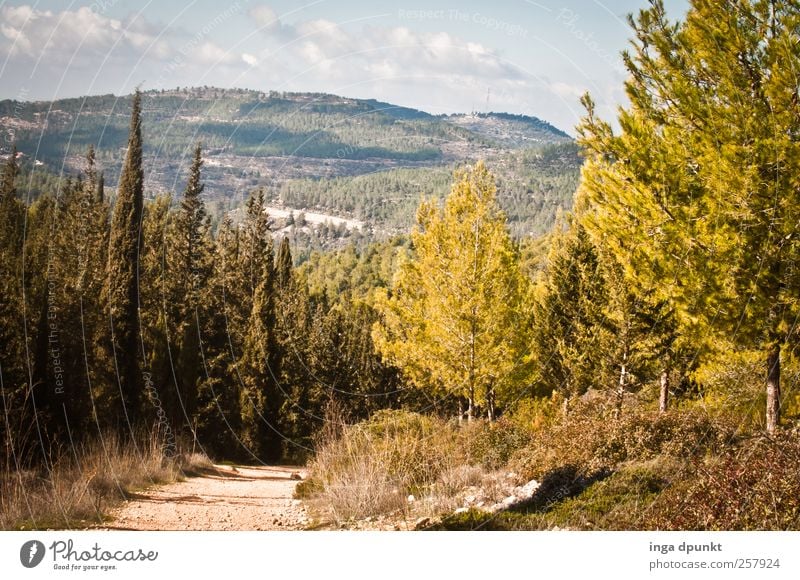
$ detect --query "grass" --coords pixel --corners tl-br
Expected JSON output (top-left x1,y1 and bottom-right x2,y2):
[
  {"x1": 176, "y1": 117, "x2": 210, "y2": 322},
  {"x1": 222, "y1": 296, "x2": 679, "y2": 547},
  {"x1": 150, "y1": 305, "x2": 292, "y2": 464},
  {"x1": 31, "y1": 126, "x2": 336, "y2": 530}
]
[
  {"x1": 300, "y1": 410, "x2": 531, "y2": 526},
  {"x1": 0, "y1": 432, "x2": 212, "y2": 530},
  {"x1": 430, "y1": 460, "x2": 678, "y2": 530},
  {"x1": 301, "y1": 400, "x2": 791, "y2": 530}
]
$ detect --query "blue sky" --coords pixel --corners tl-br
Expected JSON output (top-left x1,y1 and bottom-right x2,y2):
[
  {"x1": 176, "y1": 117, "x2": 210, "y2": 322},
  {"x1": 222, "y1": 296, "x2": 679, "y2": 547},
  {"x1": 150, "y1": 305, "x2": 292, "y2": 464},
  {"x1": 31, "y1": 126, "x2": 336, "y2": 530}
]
[{"x1": 0, "y1": 0, "x2": 688, "y2": 133}]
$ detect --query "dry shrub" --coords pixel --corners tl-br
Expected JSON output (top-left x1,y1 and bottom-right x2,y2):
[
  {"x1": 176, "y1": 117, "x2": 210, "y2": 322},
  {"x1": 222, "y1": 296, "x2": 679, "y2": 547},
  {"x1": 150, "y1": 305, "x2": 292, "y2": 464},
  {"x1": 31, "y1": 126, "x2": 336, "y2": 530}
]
[
  {"x1": 508, "y1": 400, "x2": 737, "y2": 481},
  {"x1": 642, "y1": 432, "x2": 800, "y2": 530},
  {"x1": 0, "y1": 431, "x2": 210, "y2": 530},
  {"x1": 306, "y1": 410, "x2": 458, "y2": 522},
  {"x1": 304, "y1": 410, "x2": 527, "y2": 523}
]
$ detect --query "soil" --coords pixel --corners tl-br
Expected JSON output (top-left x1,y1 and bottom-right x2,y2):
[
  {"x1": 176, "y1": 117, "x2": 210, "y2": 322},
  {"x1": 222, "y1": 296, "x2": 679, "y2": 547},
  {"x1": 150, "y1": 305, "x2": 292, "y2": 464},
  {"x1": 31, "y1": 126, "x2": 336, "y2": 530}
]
[{"x1": 100, "y1": 465, "x2": 309, "y2": 531}]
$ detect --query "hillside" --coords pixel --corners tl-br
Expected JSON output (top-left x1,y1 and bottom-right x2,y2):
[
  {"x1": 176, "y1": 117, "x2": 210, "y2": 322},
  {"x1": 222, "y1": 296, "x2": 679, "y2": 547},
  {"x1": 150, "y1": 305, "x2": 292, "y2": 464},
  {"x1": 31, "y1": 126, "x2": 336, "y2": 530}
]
[{"x1": 1, "y1": 87, "x2": 579, "y2": 238}]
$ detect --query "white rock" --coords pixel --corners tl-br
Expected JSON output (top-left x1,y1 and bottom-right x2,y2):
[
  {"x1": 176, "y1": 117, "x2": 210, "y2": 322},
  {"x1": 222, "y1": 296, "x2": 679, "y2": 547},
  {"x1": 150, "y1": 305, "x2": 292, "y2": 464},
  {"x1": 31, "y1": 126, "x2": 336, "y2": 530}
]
[
  {"x1": 407, "y1": 494, "x2": 415, "y2": 503},
  {"x1": 454, "y1": 507, "x2": 470, "y2": 514}
]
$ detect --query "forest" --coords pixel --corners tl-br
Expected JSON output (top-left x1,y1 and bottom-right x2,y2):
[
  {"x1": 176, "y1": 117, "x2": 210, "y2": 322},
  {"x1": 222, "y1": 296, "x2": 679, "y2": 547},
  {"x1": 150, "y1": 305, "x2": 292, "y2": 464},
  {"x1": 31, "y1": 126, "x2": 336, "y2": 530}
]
[{"x1": 2, "y1": 0, "x2": 800, "y2": 531}]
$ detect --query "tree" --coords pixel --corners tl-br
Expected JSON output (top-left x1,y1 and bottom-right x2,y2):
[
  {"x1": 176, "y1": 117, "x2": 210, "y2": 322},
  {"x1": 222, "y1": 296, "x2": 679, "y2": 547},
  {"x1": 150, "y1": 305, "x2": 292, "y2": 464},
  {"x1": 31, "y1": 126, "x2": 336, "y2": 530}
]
[
  {"x1": 532, "y1": 220, "x2": 611, "y2": 410},
  {"x1": 237, "y1": 190, "x2": 282, "y2": 460},
  {"x1": 577, "y1": 0, "x2": 800, "y2": 432},
  {"x1": 105, "y1": 89, "x2": 145, "y2": 429},
  {"x1": 168, "y1": 143, "x2": 213, "y2": 426},
  {"x1": 373, "y1": 162, "x2": 534, "y2": 420}
]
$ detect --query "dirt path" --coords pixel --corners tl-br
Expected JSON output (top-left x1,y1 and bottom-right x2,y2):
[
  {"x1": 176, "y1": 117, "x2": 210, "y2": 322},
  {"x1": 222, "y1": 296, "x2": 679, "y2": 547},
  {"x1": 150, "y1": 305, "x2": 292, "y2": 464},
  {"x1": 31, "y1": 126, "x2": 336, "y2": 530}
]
[{"x1": 101, "y1": 465, "x2": 309, "y2": 531}]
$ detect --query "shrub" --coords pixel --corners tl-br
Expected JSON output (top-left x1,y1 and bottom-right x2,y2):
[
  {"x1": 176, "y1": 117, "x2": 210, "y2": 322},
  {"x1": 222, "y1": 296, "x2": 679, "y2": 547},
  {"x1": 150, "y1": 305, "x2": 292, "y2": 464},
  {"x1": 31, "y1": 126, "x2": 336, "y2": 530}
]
[
  {"x1": 508, "y1": 400, "x2": 736, "y2": 481},
  {"x1": 642, "y1": 432, "x2": 800, "y2": 530}
]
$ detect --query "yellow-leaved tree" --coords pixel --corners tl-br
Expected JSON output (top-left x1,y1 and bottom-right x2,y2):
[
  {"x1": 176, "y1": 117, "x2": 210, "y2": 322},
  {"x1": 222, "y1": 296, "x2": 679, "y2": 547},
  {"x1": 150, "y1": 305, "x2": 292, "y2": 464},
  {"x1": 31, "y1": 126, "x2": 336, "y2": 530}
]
[{"x1": 373, "y1": 162, "x2": 534, "y2": 420}]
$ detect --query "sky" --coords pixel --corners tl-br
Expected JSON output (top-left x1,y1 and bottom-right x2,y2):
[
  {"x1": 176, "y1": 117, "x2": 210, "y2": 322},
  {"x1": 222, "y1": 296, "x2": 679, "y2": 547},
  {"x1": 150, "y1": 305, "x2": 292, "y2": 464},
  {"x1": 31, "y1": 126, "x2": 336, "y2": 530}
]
[{"x1": 0, "y1": 0, "x2": 688, "y2": 134}]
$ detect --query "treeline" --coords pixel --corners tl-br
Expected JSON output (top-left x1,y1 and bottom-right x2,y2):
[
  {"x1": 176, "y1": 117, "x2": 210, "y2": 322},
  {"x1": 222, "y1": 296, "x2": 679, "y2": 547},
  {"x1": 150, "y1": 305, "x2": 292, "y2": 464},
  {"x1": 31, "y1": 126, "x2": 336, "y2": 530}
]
[
  {"x1": 5, "y1": 91, "x2": 448, "y2": 163},
  {"x1": 272, "y1": 143, "x2": 581, "y2": 238},
  {"x1": 0, "y1": 91, "x2": 405, "y2": 468}
]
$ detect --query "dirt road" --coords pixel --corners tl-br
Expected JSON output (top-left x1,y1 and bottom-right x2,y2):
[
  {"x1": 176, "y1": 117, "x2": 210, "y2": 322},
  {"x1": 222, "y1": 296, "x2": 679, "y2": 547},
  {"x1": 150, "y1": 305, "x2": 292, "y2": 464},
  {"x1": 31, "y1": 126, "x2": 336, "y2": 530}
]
[{"x1": 102, "y1": 465, "x2": 309, "y2": 531}]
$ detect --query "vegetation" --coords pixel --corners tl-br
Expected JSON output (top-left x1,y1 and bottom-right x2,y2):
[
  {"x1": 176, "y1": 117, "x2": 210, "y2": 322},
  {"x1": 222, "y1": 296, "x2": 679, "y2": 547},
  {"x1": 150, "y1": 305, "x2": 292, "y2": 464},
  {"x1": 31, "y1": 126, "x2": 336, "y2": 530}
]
[{"x1": 3, "y1": 0, "x2": 800, "y2": 533}]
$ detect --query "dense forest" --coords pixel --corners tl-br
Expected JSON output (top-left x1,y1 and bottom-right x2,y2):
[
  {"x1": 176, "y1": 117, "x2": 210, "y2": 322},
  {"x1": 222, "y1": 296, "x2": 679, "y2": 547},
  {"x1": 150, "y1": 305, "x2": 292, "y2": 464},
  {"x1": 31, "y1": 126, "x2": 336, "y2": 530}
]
[{"x1": 2, "y1": 0, "x2": 800, "y2": 532}]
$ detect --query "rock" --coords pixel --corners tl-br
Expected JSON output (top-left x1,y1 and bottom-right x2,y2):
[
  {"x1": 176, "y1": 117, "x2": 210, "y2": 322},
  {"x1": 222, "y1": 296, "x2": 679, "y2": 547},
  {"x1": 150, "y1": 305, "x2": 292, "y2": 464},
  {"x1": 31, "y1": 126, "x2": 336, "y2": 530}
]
[
  {"x1": 290, "y1": 472, "x2": 302, "y2": 480},
  {"x1": 516, "y1": 479, "x2": 540, "y2": 498},
  {"x1": 454, "y1": 507, "x2": 470, "y2": 515},
  {"x1": 464, "y1": 495, "x2": 477, "y2": 504},
  {"x1": 407, "y1": 494, "x2": 416, "y2": 503},
  {"x1": 415, "y1": 517, "x2": 431, "y2": 528}
]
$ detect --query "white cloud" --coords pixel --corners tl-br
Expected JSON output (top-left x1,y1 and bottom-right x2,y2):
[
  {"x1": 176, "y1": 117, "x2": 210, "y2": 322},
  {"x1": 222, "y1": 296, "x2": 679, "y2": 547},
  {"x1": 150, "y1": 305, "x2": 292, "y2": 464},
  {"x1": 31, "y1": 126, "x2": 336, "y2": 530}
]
[
  {"x1": 249, "y1": 5, "x2": 281, "y2": 32},
  {"x1": 241, "y1": 52, "x2": 259, "y2": 67},
  {"x1": 245, "y1": 10, "x2": 522, "y2": 86},
  {"x1": 193, "y1": 41, "x2": 236, "y2": 65}
]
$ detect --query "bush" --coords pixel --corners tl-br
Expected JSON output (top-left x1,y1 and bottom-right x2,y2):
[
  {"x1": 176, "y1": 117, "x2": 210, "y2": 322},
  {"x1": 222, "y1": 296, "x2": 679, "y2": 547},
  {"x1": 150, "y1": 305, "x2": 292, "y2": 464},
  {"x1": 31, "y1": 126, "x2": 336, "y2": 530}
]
[
  {"x1": 305, "y1": 410, "x2": 459, "y2": 522},
  {"x1": 642, "y1": 432, "x2": 800, "y2": 530},
  {"x1": 303, "y1": 410, "x2": 530, "y2": 524},
  {"x1": 508, "y1": 400, "x2": 736, "y2": 481}
]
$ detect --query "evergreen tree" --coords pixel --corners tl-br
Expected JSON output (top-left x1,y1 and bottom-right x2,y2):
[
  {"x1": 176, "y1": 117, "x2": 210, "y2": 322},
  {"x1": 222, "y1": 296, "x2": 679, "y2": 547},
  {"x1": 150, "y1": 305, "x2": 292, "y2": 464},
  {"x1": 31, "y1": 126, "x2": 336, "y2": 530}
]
[
  {"x1": 105, "y1": 89, "x2": 145, "y2": 429},
  {"x1": 533, "y1": 221, "x2": 610, "y2": 409},
  {"x1": 577, "y1": 0, "x2": 800, "y2": 432},
  {"x1": 194, "y1": 216, "x2": 242, "y2": 457},
  {"x1": 168, "y1": 143, "x2": 213, "y2": 426},
  {"x1": 373, "y1": 162, "x2": 534, "y2": 420},
  {"x1": 237, "y1": 190, "x2": 282, "y2": 460},
  {"x1": 239, "y1": 248, "x2": 280, "y2": 460}
]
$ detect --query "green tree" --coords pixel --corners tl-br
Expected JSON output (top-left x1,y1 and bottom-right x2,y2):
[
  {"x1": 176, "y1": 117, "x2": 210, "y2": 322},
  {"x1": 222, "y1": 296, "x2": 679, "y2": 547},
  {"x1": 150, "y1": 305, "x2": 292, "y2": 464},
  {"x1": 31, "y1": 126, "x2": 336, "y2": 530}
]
[
  {"x1": 532, "y1": 221, "x2": 611, "y2": 410},
  {"x1": 237, "y1": 190, "x2": 282, "y2": 460},
  {"x1": 168, "y1": 143, "x2": 213, "y2": 426},
  {"x1": 577, "y1": 0, "x2": 800, "y2": 432},
  {"x1": 105, "y1": 89, "x2": 144, "y2": 429},
  {"x1": 373, "y1": 162, "x2": 534, "y2": 420}
]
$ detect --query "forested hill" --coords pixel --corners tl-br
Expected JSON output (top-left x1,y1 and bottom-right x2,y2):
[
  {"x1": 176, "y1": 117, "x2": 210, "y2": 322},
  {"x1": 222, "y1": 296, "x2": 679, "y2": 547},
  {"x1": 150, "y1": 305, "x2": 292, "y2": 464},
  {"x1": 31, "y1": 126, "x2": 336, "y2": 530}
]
[{"x1": 1, "y1": 87, "x2": 578, "y2": 238}]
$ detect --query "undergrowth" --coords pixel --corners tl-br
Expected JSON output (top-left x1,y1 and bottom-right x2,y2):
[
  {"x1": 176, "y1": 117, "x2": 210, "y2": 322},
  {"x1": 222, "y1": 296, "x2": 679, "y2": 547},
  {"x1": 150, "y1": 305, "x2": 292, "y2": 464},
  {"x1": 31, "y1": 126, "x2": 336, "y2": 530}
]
[{"x1": 0, "y1": 432, "x2": 211, "y2": 530}]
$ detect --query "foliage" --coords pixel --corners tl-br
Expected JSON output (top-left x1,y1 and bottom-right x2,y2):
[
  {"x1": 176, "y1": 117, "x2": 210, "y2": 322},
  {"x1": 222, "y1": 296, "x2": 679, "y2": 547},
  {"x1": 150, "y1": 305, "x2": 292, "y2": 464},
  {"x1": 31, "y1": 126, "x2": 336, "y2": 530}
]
[
  {"x1": 643, "y1": 433, "x2": 800, "y2": 530},
  {"x1": 373, "y1": 162, "x2": 535, "y2": 418},
  {"x1": 507, "y1": 400, "x2": 736, "y2": 481},
  {"x1": 577, "y1": 0, "x2": 800, "y2": 430}
]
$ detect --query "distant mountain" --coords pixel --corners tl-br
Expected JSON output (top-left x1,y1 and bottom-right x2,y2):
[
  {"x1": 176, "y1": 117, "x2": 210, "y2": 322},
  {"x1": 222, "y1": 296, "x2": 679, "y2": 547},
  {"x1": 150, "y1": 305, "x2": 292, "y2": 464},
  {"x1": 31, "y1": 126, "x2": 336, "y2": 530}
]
[
  {"x1": 446, "y1": 112, "x2": 572, "y2": 148},
  {"x1": 1, "y1": 87, "x2": 580, "y2": 239}
]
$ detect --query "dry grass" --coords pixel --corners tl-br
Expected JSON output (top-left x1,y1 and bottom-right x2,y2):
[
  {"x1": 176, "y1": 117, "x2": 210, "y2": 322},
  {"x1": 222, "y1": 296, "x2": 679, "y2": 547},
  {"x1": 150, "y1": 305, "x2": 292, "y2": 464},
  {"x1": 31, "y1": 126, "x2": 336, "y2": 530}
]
[
  {"x1": 0, "y1": 431, "x2": 211, "y2": 530},
  {"x1": 302, "y1": 410, "x2": 526, "y2": 525}
]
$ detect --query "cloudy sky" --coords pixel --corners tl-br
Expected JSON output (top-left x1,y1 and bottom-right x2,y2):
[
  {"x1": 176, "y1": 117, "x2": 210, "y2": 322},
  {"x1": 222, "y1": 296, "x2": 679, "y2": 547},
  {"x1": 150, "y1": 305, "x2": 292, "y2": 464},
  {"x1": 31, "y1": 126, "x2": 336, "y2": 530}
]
[{"x1": 0, "y1": 0, "x2": 688, "y2": 134}]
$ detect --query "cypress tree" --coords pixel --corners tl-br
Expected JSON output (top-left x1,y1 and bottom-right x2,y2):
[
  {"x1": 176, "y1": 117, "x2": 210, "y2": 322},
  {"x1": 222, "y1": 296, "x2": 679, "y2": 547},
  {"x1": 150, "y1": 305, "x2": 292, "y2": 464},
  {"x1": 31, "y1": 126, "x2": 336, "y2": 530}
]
[{"x1": 105, "y1": 90, "x2": 144, "y2": 429}]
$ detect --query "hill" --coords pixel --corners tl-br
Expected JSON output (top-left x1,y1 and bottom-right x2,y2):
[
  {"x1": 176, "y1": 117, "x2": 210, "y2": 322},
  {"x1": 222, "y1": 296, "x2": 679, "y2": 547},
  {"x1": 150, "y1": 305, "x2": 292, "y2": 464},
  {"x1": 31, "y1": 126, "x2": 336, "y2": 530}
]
[{"x1": 1, "y1": 87, "x2": 580, "y2": 239}]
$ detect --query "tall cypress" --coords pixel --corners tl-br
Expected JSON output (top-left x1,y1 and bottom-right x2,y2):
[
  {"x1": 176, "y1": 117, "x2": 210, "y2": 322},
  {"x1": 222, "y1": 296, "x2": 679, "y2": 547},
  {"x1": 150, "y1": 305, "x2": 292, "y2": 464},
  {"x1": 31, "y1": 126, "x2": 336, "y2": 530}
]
[
  {"x1": 105, "y1": 90, "x2": 144, "y2": 429},
  {"x1": 172, "y1": 143, "x2": 212, "y2": 423}
]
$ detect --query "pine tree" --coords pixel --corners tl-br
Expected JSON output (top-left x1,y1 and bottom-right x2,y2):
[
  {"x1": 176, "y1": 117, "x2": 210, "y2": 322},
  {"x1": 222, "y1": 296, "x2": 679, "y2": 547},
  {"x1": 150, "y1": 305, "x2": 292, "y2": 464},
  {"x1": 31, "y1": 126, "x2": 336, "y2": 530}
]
[
  {"x1": 239, "y1": 247, "x2": 280, "y2": 461},
  {"x1": 533, "y1": 221, "x2": 611, "y2": 409},
  {"x1": 373, "y1": 162, "x2": 534, "y2": 420},
  {"x1": 577, "y1": 0, "x2": 800, "y2": 432},
  {"x1": 105, "y1": 90, "x2": 145, "y2": 429},
  {"x1": 194, "y1": 216, "x2": 242, "y2": 458}
]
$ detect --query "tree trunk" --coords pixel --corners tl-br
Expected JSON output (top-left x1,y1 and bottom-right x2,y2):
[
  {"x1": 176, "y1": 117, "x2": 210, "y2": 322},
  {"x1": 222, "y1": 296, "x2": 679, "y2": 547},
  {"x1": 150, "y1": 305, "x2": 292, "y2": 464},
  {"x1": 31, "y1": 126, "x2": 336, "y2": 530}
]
[
  {"x1": 457, "y1": 399, "x2": 464, "y2": 424},
  {"x1": 562, "y1": 394, "x2": 571, "y2": 416},
  {"x1": 486, "y1": 385, "x2": 495, "y2": 421},
  {"x1": 615, "y1": 360, "x2": 627, "y2": 419},
  {"x1": 766, "y1": 344, "x2": 780, "y2": 434},
  {"x1": 467, "y1": 387, "x2": 474, "y2": 422},
  {"x1": 659, "y1": 368, "x2": 669, "y2": 414}
]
